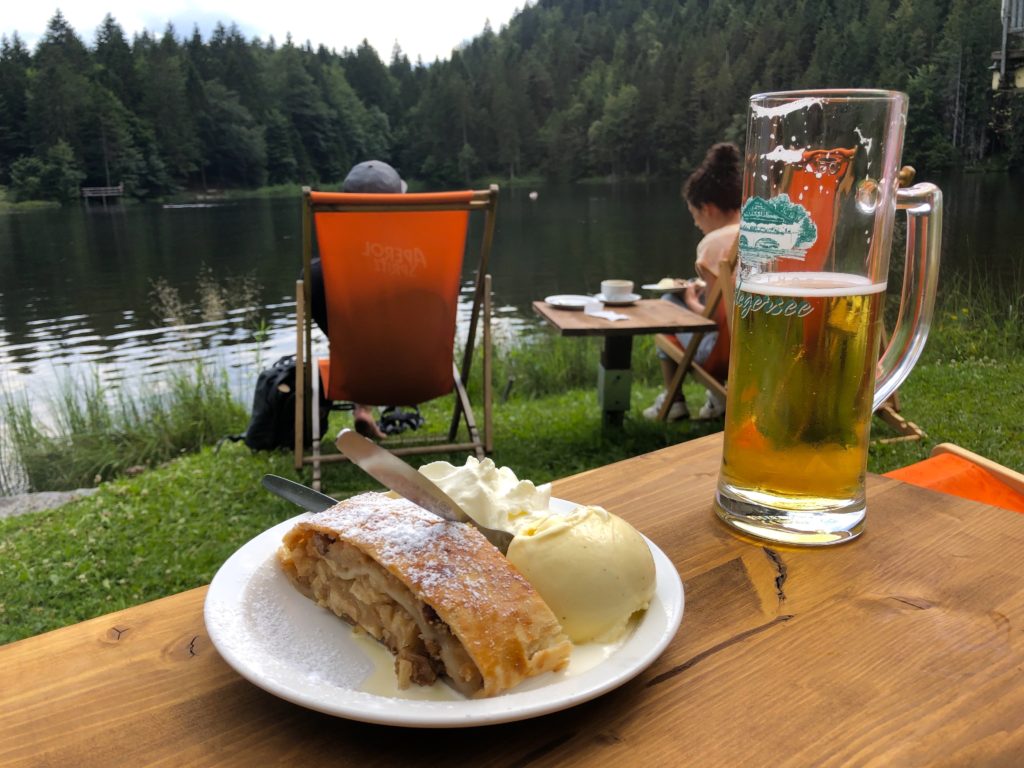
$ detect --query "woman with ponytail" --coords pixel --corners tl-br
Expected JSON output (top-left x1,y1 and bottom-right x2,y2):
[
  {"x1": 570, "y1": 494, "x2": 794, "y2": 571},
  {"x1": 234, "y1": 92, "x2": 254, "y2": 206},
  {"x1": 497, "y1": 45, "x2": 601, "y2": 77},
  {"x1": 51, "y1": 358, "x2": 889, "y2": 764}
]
[{"x1": 643, "y1": 142, "x2": 742, "y2": 421}]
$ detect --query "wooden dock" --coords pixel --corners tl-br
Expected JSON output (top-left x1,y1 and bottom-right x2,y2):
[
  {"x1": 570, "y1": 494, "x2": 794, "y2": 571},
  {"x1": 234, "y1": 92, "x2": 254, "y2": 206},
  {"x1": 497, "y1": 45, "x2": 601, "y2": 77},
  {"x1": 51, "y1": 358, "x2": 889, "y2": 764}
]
[{"x1": 81, "y1": 183, "x2": 124, "y2": 205}]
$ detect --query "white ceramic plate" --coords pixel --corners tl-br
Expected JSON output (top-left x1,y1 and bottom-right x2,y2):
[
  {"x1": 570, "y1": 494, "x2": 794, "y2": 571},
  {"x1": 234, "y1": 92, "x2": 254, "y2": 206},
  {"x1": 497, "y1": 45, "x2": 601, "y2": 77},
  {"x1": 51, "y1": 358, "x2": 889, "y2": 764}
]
[
  {"x1": 594, "y1": 292, "x2": 641, "y2": 305},
  {"x1": 544, "y1": 294, "x2": 594, "y2": 310},
  {"x1": 204, "y1": 498, "x2": 684, "y2": 728},
  {"x1": 642, "y1": 280, "x2": 685, "y2": 292}
]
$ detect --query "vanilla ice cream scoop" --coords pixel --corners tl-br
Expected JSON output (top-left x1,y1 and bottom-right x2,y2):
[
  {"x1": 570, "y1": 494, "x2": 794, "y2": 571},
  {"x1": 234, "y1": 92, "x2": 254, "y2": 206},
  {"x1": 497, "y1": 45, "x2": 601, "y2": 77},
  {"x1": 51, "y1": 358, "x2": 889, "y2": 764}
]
[{"x1": 506, "y1": 505, "x2": 656, "y2": 644}]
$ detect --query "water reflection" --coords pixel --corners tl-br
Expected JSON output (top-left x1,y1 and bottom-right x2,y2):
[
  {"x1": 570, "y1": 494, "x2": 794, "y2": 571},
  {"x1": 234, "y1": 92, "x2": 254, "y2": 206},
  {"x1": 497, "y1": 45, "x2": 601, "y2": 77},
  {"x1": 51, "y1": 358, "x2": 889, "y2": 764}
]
[
  {"x1": 0, "y1": 279, "x2": 532, "y2": 409},
  {"x1": 0, "y1": 176, "x2": 1021, "y2": 403}
]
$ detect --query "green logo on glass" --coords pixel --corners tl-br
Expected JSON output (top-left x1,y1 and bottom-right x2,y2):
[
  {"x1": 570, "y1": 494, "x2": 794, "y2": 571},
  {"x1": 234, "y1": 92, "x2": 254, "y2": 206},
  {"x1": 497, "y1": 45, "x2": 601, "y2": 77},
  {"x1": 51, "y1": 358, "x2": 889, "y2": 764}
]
[{"x1": 738, "y1": 194, "x2": 818, "y2": 266}]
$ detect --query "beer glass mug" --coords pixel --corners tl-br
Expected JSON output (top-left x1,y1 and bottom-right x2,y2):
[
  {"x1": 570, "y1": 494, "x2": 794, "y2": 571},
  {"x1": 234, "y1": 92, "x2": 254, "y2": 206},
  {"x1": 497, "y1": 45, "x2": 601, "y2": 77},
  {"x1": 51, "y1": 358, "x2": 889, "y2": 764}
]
[{"x1": 715, "y1": 90, "x2": 941, "y2": 546}]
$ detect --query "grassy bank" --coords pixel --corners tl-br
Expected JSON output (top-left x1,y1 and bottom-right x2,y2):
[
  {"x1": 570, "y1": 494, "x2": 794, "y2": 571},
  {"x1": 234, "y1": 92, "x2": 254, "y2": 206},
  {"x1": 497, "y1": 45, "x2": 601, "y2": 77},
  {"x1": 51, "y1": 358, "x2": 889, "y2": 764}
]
[
  {"x1": 1, "y1": 280, "x2": 1022, "y2": 643},
  {"x1": 2, "y1": 347, "x2": 1022, "y2": 645},
  {"x1": 0, "y1": 187, "x2": 61, "y2": 213},
  {"x1": 0, "y1": 378, "x2": 723, "y2": 644},
  {"x1": 1, "y1": 364, "x2": 247, "y2": 495}
]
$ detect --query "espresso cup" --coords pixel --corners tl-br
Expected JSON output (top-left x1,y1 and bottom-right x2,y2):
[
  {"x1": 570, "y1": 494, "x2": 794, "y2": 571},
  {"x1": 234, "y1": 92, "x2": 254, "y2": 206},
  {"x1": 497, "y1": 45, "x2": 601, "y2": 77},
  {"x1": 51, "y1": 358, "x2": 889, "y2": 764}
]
[{"x1": 601, "y1": 279, "x2": 633, "y2": 300}]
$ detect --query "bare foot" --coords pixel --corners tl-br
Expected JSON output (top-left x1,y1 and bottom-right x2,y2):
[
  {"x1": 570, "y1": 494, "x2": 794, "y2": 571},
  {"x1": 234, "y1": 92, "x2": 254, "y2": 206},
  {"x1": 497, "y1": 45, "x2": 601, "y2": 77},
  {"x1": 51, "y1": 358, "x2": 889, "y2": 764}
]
[{"x1": 353, "y1": 405, "x2": 386, "y2": 440}]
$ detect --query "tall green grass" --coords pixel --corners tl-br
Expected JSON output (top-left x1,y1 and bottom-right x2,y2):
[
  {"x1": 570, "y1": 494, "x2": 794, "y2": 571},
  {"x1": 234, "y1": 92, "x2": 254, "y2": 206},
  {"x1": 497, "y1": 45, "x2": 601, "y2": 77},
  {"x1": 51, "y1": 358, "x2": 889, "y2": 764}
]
[
  {"x1": 464, "y1": 327, "x2": 662, "y2": 406},
  {"x1": 0, "y1": 263, "x2": 270, "y2": 495},
  {"x1": 1, "y1": 363, "x2": 246, "y2": 494},
  {"x1": 0, "y1": 328, "x2": 634, "y2": 495},
  {"x1": 926, "y1": 268, "x2": 1024, "y2": 361}
]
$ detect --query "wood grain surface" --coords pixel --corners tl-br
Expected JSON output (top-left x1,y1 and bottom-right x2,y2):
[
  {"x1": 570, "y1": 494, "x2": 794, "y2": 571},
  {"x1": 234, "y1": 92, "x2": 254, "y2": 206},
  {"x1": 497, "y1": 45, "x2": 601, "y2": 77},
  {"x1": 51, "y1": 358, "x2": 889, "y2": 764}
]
[
  {"x1": 532, "y1": 299, "x2": 716, "y2": 337},
  {"x1": 2, "y1": 433, "x2": 1023, "y2": 767}
]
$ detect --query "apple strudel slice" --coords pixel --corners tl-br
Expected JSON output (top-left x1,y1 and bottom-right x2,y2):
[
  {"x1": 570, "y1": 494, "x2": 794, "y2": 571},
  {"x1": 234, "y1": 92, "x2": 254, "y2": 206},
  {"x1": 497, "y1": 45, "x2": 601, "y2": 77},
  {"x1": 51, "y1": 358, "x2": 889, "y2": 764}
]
[{"x1": 278, "y1": 492, "x2": 572, "y2": 698}]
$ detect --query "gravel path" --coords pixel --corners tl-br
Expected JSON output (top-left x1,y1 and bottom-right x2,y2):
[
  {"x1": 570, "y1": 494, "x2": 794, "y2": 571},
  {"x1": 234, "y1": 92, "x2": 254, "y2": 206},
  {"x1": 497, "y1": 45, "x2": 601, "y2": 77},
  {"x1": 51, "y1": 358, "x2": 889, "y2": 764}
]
[{"x1": 0, "y1": 488, "x2": 99, "y2": 520}]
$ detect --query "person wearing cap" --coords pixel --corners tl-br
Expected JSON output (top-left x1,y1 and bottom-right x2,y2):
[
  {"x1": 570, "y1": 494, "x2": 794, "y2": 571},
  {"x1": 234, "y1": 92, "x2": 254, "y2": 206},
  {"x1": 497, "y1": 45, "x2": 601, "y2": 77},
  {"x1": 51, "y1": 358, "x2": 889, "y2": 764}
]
[
  {"x1": 340, "y1": 160, "x2": 408, "y2": 194},
  {"x1": 307, "y1": 160, "x2": 406, "y2": 439}
]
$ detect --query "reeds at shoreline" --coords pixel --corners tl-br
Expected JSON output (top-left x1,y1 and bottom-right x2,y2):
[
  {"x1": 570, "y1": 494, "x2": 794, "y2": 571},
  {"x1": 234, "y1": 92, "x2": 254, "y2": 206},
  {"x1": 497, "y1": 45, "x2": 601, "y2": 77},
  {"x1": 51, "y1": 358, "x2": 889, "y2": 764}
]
[{"x1": 1, "y1": 363, "x2": 246, "y2": 495}]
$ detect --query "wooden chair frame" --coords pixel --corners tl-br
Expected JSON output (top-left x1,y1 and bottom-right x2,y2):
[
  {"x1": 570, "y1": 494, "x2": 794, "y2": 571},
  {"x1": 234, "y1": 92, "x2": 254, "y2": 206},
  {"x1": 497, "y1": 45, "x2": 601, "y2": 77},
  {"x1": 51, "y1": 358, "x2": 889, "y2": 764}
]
[
  {"x1": 872, "y1": 325, "x2": 926, "y2": 445},
  {"x1": 294, "y1": 186, "x2": 499, "y2": 485},
  {"x1": 653, "y1": 242, "x2": 737, "y2": 421}
]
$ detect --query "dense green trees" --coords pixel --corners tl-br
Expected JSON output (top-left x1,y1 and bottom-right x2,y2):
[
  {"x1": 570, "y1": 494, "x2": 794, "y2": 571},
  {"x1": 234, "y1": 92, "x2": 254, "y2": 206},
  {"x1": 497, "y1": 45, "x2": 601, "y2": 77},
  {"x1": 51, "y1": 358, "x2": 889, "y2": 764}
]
[
  {"x1": 9, "y1": 140, "x2": 84, "y2": 202},
  {"x1": 0, "y1": 0, "x2": 1017, "y2": 201}
]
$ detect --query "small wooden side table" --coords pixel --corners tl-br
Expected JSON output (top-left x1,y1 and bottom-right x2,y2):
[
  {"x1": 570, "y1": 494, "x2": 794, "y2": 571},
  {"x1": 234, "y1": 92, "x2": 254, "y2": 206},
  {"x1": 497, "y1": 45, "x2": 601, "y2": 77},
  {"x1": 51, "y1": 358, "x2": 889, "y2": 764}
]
[{"x1": 532, "y1": 299, "x2": 716, "y2": 426}]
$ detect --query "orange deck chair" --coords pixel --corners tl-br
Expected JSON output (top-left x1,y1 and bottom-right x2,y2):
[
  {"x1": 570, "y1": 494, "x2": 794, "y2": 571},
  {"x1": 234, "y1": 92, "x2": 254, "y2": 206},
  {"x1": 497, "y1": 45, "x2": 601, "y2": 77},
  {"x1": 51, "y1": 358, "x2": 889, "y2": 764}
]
[
  {"x1": 885, "y1": 443, "x2": 1024, "y2": 513},
  {"x1": 294, "y1": 186, "x2": 499, "y2": 487}
]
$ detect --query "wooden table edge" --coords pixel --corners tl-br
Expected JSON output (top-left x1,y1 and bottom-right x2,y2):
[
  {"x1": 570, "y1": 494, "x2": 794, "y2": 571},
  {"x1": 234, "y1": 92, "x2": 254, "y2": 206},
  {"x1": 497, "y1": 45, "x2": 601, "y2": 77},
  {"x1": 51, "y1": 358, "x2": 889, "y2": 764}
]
[{"x1": 531, "y1": 299, "x2": 717, "y2": 337}]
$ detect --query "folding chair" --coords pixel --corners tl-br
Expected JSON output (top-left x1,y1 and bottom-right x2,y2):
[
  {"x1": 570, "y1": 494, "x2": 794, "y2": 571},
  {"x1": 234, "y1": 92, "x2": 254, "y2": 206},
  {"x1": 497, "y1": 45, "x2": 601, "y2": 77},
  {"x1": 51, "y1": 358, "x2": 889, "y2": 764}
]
[
  {"x1": 790, "y1": 157, "x2": 925, "y2": 441},
  {"x1": 884, "y1": 443, "x2": 1024, "y2": 513},
  {"x1": 294, "y1": 186, "x2": 499, "y2": 487},
  {"x1": 652, "y1": 243, "x2": 736, "y2": 421},
  {"x1": 873, "y1": 328, "x2": 926, "y2": 444},
  {"x1": 874, "y1": 390, "x2": 926, "y2": 443}
]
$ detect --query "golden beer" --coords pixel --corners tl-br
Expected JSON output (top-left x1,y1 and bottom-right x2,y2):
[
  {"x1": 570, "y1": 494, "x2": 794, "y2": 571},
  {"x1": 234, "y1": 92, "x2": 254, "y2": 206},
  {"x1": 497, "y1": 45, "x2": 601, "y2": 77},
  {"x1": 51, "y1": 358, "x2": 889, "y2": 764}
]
[
  {"x1": 716, "y1": 272, "x2": 885, "y2": 544},
  {"x1": 727, "y1": 90, "x2": 942, "y2": 546}
]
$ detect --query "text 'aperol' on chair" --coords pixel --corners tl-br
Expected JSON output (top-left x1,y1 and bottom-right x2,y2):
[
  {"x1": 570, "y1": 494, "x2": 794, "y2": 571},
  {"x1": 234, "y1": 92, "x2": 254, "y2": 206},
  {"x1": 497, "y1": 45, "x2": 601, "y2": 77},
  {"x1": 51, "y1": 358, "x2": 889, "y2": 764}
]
[
  {"x1": 294, "y1": 186, "x2": 499, "y2": 488},
  {"x1": 884, "y1": 443, "x2": 1024, "y2": 513}
]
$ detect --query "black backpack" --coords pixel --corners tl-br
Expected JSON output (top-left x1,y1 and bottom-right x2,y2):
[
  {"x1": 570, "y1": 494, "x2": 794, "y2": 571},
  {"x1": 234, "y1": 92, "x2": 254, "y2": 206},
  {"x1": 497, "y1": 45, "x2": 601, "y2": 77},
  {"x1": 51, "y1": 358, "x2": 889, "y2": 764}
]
[{"x1": 241, "y1": 355, "x2": 329, "y2": 450}]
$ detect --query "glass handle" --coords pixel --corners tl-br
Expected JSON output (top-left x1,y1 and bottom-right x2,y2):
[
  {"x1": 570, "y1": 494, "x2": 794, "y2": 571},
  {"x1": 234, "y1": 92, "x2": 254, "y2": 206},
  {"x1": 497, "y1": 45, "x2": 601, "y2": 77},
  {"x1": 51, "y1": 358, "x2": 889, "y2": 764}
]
[{"x1": 873, "y1": 182, "x2": 942, "y2": 411}]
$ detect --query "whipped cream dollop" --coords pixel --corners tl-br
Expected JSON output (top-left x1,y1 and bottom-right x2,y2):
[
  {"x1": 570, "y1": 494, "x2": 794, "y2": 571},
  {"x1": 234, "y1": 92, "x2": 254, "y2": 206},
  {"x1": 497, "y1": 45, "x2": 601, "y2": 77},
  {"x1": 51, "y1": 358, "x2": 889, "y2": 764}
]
[{"x1": 418, "y1": 457, "x2": 550, "y2": 533}]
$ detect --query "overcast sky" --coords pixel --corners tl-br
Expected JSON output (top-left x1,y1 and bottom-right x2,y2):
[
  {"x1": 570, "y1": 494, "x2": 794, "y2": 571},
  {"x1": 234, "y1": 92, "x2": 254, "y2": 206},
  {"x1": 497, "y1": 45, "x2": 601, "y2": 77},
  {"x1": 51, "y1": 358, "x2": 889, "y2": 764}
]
[{"x1": 2, "y1": 1, "x2": 531, "y2": 63}]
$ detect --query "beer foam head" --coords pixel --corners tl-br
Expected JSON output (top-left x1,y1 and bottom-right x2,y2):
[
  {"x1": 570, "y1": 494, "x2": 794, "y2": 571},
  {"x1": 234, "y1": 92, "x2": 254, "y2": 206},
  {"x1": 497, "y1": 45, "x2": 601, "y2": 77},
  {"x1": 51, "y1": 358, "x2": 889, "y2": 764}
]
[{"x1": 741, "y1": 271, "x2": 886, "y2": 297}]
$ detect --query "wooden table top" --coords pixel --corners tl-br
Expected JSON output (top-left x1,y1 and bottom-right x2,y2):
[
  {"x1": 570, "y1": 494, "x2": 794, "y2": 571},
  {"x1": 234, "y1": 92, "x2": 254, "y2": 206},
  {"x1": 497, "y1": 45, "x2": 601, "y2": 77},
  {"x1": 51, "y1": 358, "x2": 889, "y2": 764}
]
[
  {"x1": 532, "y1": 298, "x2": 716, "y2": 337},
  {"x1": 3, "y1": 433, "x2": 1024, "y2": 766}
]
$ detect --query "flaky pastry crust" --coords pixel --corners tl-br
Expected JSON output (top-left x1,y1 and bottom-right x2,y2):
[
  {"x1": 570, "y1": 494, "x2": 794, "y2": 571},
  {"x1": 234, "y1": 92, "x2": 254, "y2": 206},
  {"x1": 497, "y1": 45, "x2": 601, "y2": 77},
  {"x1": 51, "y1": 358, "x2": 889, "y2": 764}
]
[{"x1": 278, "y1": 492, "x2": 571, "y2": 697}]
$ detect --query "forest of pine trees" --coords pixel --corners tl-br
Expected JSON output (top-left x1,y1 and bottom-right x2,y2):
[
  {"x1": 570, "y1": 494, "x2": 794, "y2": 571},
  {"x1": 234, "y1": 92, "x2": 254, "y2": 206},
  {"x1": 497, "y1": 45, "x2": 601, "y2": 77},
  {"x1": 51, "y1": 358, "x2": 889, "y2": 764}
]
[{"x1": 0, "y1": 0, "x2": 1019, "y2": 202}]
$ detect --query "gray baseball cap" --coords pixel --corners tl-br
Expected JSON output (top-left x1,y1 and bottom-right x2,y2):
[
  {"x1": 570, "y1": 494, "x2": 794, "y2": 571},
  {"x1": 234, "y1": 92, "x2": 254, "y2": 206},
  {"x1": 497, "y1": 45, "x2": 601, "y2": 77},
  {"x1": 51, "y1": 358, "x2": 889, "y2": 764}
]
[{"x1": 342, "y1": 160, "x2": 407, "y2": 193}]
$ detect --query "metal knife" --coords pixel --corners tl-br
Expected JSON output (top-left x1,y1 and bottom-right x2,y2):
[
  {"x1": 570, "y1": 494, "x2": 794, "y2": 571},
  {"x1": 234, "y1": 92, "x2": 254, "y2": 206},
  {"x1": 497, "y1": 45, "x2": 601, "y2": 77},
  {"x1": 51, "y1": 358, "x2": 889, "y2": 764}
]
[
  {"x1": 262, "y1": 474, "x2": 338, "y2": 512},
  {"x1": 335, "y1": 428, "x2": 514, "y2": 553}
]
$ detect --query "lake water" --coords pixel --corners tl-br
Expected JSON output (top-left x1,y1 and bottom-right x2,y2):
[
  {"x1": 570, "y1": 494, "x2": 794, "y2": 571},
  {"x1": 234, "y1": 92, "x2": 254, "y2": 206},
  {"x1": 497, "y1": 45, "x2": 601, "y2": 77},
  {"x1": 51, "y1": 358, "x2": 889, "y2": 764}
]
[{"x1": 1, "y1": 175, "x2": 1022, "y2": 403}]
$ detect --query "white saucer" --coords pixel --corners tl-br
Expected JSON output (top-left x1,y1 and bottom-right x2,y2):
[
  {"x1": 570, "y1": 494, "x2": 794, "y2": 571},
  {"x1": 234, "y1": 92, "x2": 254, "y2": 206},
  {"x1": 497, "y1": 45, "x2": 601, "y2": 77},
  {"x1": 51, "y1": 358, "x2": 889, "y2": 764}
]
[
  {"x1": 595, "y1": 292, "x2": 640, "y2": 306},
  {"x1": 544, "y1": 294, "x2": 593, "y2": 310}
]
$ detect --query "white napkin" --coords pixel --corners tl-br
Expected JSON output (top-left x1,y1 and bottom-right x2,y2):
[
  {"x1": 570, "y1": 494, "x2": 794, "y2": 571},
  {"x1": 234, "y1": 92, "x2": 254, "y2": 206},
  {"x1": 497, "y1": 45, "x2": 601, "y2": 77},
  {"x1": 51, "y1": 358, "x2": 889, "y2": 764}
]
[{"x1": 584, "y1": 299, "x2": 628, "y2": 321}]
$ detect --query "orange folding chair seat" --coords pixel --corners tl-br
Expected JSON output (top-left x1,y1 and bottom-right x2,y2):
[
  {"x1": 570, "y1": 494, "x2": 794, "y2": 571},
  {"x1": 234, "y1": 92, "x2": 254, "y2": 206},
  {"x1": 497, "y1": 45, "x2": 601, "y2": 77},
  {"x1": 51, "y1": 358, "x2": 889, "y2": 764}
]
[
  {"x1": 294, "y1": 187, "x2": 499, "y2": 487},
  {"x1": 884, "y1": 443, "x2": 1024, "y2": 513}
]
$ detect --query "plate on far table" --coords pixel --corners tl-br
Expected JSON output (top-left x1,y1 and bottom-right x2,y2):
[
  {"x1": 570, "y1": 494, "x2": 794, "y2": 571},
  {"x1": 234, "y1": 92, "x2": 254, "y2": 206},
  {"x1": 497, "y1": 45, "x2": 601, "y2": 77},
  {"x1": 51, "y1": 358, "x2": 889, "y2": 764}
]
[
  {"x1": 544, "y1": 294, "x2": 594, "y2": 310},
  {"x1": 594, "y1": 292, "x2": 641, "y2": 306},
  {"x1": 641, "y1": 278, "x2": 687, "y2": 292},
  {"x1": 204, "y1": 498, "x2": 684, "y2": 728}
]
